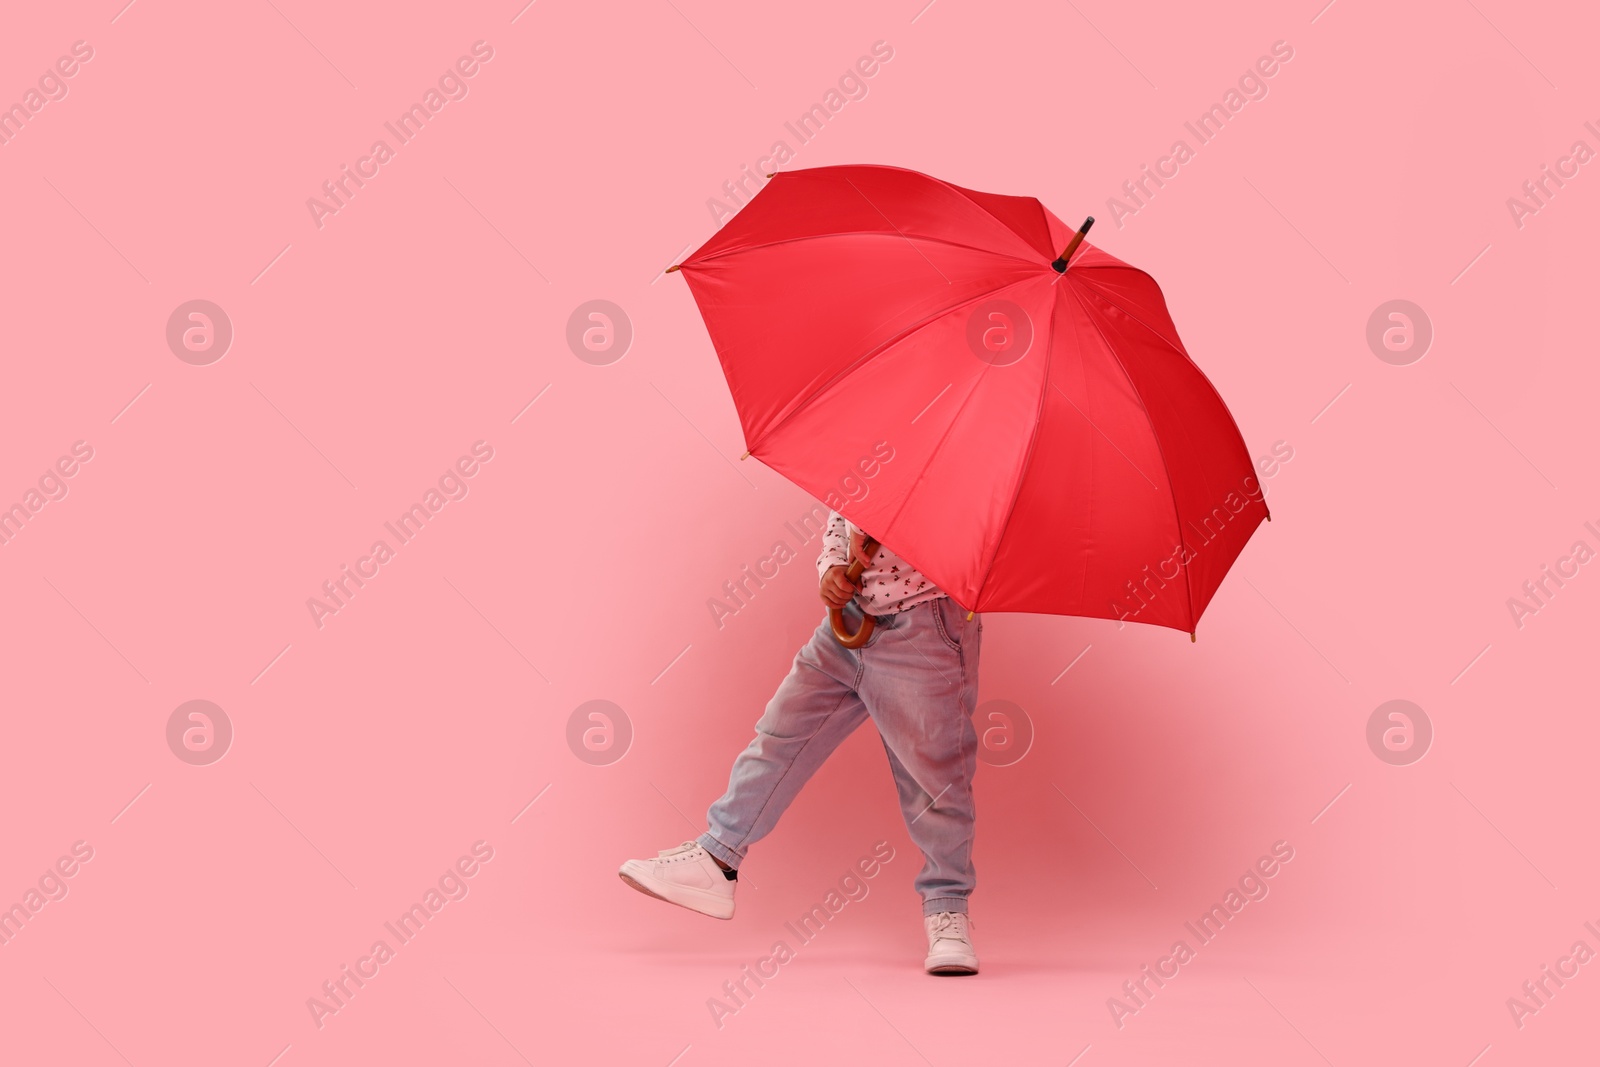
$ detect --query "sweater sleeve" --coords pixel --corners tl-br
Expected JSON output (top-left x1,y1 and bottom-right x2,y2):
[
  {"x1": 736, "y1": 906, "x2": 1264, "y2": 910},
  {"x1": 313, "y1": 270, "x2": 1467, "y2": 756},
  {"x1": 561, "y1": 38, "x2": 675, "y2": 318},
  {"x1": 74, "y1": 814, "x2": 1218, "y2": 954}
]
[{"x1": 816, "y1": 510, "x2": 851, "y2": 578}]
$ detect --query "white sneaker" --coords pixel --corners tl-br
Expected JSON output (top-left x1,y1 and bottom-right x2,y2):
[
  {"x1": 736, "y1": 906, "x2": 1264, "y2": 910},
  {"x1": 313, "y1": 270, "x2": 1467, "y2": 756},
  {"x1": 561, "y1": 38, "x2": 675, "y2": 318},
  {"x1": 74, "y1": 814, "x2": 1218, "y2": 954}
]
[
  {"x1": 618, "y1": 840, "x2": 736, "y2": 919},
  {"x1": 924, "y1": 911, "x2": 978, "y2": 975}
]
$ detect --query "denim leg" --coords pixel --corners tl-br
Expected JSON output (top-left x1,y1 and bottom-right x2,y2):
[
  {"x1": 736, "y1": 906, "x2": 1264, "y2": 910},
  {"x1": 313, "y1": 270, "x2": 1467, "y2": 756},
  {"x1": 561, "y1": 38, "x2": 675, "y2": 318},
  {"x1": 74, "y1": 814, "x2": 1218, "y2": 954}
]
[
  {"x1": 857, "y1": 599, "x2": 982, "y2": 915},
  {"x1": 699, "y1": 611, "x2": 869, "y2": 869}
]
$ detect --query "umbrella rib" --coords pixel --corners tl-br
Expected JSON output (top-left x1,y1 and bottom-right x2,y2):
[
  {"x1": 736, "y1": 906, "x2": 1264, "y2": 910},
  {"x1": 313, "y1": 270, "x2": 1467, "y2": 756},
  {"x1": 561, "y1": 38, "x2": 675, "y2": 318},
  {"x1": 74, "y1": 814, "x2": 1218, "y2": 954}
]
[
  {"x1": 747, "y1": 271, "x2": 1045, "y2": 454},
  {"x1": 1077, "y1": 274, "x2": 1264, "y2": 510},
  {"x1": 687, "y1": 230, "x2": 1042, "y2": 273},
  {"x1": 970, "y1": 284, "x2": 1062, "y2": 609},
  {"x1": 906, "y1": 166, "x2": 1060, "y2": 260},
  {"x1": 874, "y1": 275, "x2": 1063, "y2": 606},
  {"x1": 776, "y1": 163, "x2": 1053, "y2": 261},
  {"x1": 874, "y1": 360, "x2": 996, "y2": 600},
  {"x1": 1065, "y1": 282, "x2": 1196, "y2": 629},
  {"x1": 1046, "y1": 383, "x2": 1163, "y2": 495},
  {"x1": 1072, "y1": 267, "x2": 1190, "y2": 360},
  {"x1": 939, "y1": 180, "x2": 1055, "y2": 261},
  {"x1": 841, "y1": 174, "x2": 953, "y2": 283}
]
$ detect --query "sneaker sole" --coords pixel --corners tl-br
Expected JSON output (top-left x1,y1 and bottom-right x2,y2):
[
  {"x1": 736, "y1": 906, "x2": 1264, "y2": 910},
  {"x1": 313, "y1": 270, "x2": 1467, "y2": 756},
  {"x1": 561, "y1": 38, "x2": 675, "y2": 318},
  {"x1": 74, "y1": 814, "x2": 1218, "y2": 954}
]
[
  {"x1": 925, "y1": 957, "x2": 979, "y2": 975},
  {"x1": 618, "y1": 867, "x2": 735, "y2": 920}
]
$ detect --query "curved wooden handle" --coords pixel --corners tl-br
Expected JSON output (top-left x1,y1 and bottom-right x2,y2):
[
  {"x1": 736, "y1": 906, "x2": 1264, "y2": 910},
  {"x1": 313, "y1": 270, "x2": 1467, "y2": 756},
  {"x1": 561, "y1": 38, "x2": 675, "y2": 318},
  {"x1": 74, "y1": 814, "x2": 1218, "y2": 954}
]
[{"x1": 828, "y1": 536, "x2": 880, "y2": 648}]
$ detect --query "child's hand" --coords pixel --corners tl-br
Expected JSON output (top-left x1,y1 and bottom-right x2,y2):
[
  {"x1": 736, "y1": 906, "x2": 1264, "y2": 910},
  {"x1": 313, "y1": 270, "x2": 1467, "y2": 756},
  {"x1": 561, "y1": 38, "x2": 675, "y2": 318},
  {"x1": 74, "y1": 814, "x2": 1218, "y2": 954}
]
[
  {"x1": 820, "y1": 525, "x2": 876, "y2": 607},
  {"x1": 819, "y1": 566, "x2": 857, "y2": 608},
  {"x1": 848, "y1": 528, "x2": 875, "y2": 570}
]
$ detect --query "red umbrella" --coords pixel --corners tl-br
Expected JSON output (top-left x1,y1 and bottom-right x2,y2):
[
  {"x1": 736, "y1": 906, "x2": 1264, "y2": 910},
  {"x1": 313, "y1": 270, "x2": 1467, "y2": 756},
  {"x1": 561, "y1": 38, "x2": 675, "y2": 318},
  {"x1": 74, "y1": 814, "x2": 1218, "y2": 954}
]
[{"x1": 669, "y1": 164, "x2": 1268, "y2": 641}]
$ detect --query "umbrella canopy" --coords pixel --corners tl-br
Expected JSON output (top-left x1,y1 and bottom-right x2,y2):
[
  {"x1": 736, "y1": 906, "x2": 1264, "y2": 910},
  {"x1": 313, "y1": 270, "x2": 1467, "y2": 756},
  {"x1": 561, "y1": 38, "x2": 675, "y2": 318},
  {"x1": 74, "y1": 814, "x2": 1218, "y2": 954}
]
[{"x1": 673, "y1": 164, "x2": 1267, "y2": 636}]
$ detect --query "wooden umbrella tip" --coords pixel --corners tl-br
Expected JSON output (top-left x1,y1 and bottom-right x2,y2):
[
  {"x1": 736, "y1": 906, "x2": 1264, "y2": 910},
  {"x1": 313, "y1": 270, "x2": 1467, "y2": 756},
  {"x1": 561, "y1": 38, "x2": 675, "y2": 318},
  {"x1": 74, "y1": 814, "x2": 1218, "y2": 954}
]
[
  {"x1": 1190, "y1": 631, "x2": 1197, "y2": 642},
  {"x1": 665, "y1": 264, "x2": 681, "y2": 273}
]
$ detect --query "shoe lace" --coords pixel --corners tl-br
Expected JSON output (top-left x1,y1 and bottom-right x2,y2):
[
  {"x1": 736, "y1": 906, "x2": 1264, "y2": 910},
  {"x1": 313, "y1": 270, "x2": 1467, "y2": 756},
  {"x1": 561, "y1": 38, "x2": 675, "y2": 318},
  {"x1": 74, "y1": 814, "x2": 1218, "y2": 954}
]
[{"x1": 929, "y1": 911, "x2": 972, "y2": 939}]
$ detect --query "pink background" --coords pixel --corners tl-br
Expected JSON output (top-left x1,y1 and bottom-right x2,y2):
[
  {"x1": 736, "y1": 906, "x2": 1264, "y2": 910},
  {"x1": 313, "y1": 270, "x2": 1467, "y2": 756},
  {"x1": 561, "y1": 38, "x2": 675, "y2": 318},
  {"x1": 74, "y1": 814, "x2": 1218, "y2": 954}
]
[{"x1": 2, "y1": 1, "x2": 1596, "y2": 1064}]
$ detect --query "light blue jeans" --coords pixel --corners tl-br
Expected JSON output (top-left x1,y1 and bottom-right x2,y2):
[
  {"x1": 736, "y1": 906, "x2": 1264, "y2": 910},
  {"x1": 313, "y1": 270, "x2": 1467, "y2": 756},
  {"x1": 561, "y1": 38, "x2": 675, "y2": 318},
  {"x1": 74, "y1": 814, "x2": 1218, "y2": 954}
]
[{"x1": 698, "y1": 596, "x2": 983, "y2": 916}]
